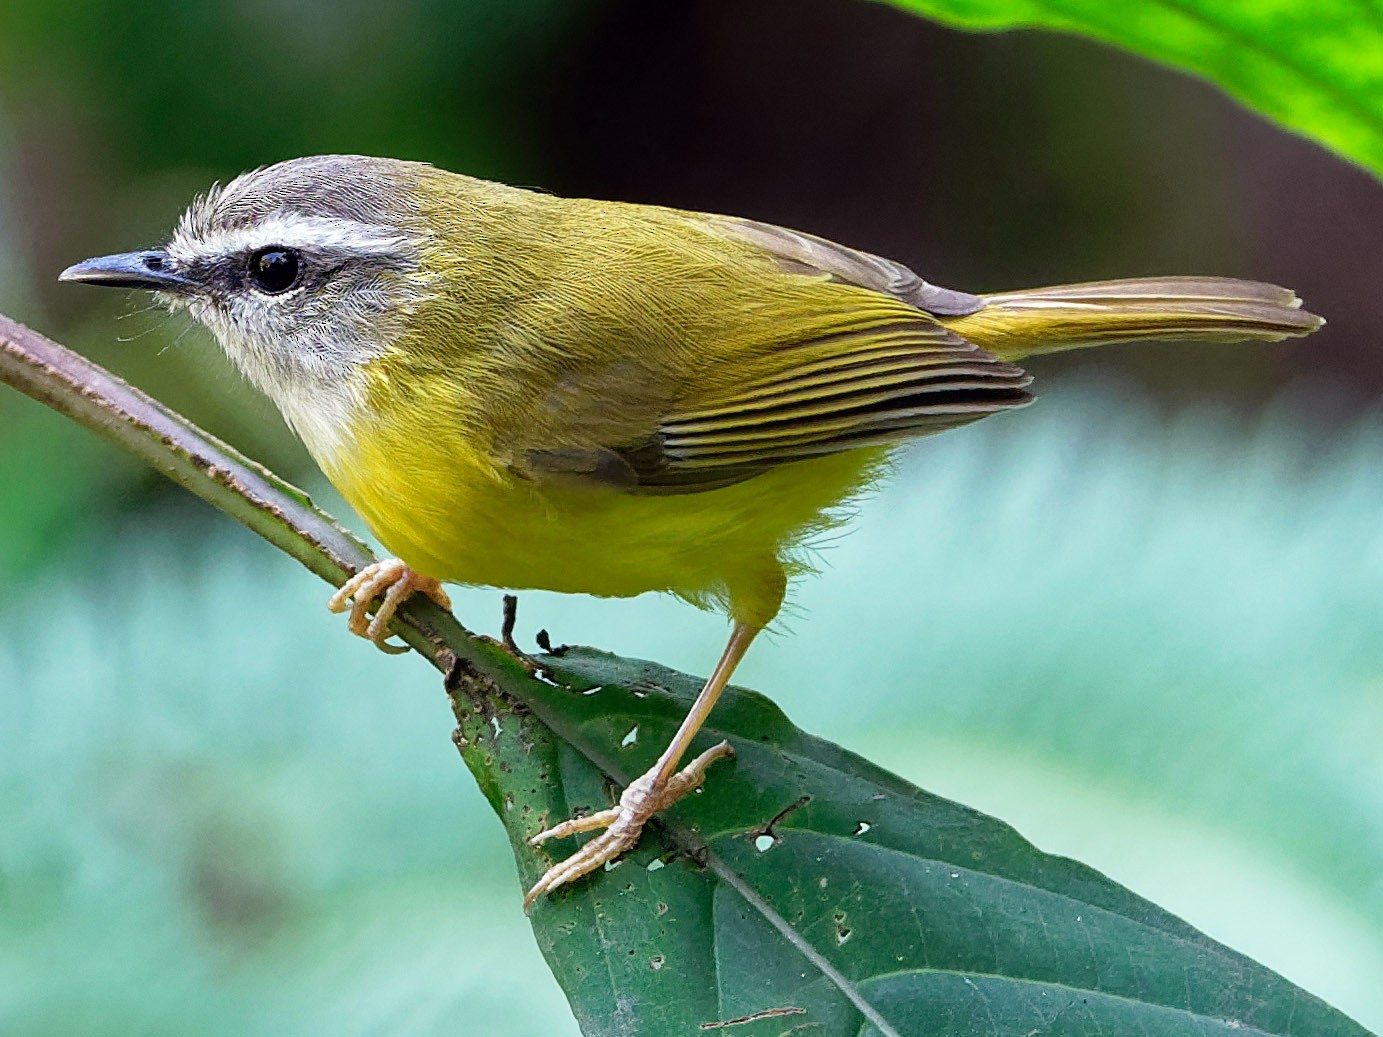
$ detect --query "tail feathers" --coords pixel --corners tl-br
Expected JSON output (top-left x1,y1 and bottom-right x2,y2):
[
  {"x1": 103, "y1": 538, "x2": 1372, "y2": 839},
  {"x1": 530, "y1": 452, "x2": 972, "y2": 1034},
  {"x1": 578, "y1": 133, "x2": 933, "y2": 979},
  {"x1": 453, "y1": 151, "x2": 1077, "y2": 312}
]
[{"x1": 945, "y1": 276, "x2": 1323, "y2": 361}]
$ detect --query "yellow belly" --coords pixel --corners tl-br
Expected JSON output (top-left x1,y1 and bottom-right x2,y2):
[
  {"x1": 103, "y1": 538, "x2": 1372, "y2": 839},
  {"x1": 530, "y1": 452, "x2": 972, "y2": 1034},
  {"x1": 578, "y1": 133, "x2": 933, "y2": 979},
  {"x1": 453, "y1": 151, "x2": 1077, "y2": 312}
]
[{"x1": 323, "y1": 417, "x2": 885, "y2": 626}]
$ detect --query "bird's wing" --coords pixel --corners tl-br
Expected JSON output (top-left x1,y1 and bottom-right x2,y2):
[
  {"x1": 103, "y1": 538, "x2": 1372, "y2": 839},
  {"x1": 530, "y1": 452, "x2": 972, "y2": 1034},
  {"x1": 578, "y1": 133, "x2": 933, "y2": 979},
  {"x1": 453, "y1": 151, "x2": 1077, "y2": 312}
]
[
  {"x1": 510, "y1": 206, "x2": 1027, "y2": 494},
  {"x1": 522, "y1": 317, "x2": 1032, "y2": 495}
]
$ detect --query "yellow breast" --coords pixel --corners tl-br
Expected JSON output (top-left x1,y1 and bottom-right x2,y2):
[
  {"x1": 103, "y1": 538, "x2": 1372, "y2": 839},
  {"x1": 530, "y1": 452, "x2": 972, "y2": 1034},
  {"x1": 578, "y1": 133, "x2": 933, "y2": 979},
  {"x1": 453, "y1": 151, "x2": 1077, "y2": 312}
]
[{"x1": 321, "y1": 385, "x2": 884, "y2": 629}]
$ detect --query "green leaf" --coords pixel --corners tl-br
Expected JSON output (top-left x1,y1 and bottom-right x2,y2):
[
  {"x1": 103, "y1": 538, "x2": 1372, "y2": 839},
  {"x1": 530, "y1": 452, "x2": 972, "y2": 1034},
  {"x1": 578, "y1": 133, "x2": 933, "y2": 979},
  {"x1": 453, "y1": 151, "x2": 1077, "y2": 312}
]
[
  {"x1": 450, "y1": 648, "x2": 1367, "y2": 1037},
  {"x1": 875, "y1": 0, "x2": 1383, "y2": 180}
]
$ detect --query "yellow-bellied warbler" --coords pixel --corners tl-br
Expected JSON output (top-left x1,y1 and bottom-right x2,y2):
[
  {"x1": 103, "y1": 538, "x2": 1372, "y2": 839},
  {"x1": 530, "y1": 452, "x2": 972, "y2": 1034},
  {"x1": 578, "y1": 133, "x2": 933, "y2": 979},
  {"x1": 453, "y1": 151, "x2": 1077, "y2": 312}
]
[{"x1": 62, "y1": 155, "x2": 1323, "y2": 907}]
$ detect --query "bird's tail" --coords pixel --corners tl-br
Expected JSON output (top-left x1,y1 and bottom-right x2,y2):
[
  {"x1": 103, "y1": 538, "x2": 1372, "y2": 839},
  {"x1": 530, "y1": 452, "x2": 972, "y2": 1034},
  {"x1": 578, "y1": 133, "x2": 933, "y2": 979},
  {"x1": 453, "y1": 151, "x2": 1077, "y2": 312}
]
[{"x1": 943, "y1": 276, "x2": 1323, "y2": 362}]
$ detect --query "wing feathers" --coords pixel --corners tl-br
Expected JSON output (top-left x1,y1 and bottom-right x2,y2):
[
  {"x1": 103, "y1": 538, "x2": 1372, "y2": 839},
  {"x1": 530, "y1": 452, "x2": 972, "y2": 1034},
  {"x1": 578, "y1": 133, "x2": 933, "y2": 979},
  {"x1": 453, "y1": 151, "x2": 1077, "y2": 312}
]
[
  {"x1": 619, "y1": 322, "x2": 1031, "y2": 489},
  {"x1": 514, "y1": 234, "x2": 1032, "y2": 494},
  {"x1": 663, "y1": 367, "x2": 1026, "y2": 441},
  {"x1": 664, "y1": 404, "x2": 1018, "y2": 468}
]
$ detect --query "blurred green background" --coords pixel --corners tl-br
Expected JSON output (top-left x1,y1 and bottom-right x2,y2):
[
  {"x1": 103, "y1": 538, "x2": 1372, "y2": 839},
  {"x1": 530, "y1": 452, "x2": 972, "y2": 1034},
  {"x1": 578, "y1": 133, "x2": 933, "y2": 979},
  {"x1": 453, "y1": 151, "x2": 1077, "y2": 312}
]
[{"x1": 2, "y1": 1, "x2": 1381, "y2": 1033}]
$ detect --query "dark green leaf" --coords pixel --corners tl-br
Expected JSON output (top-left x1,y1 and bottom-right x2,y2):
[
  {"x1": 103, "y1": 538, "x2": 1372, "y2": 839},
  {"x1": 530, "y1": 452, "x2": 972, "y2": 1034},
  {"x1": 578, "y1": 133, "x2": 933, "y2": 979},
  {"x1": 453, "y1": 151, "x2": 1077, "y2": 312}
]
[
  {"x1": 450, "y1": 648, "x2": 1367, "y2": 1037},
  {"x1": 876, "y1": 0, "x2": 1383, "y2": 181}
]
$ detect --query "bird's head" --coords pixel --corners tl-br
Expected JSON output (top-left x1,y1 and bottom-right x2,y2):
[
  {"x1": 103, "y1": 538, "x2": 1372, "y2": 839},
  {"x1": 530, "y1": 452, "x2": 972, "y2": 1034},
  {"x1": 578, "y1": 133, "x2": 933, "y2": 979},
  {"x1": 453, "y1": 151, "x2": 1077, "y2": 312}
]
[{"x1": 60, "y1": 155, "x2": 443, "y2": 449}]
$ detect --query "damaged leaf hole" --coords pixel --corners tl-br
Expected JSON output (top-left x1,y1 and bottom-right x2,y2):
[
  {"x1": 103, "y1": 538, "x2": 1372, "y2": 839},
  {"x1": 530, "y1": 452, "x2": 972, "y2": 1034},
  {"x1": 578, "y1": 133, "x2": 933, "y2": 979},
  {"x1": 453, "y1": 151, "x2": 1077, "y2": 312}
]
[
  {"x1": 750, "y1": 794, "x2": 809, "y2": 853},
  {"x1": 853, "y1": 821, "x2": 872, "y2": 836},
  {"x1": 649, "y1": 954, "x2": 665, "y2": 971},
  {"x1": 699, "y1": 1007, "x2": 808, "y2": 1030},
  {"x1": 628, "y1": 678, "x2": 661, "y2": 699},
  {"x1": 646, "y1": 857, "x2": 666, "y2": 872},
  {"x1": 580, "y1": 684, "x2": 605, "y2": 697},
  {"x1": 833, "y1": 911, "x2": 852, "y2": 945},
  {"x1": 621, "y1": 725, "x2": 639, "y2": 748}
]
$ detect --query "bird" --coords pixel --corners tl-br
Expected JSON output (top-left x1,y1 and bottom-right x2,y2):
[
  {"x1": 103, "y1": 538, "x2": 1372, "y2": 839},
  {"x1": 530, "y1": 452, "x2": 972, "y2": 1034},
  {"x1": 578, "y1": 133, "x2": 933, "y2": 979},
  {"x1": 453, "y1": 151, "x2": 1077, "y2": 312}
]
[{"x1": 60, "y1": 154, "x2": 1323, "y2": 908}]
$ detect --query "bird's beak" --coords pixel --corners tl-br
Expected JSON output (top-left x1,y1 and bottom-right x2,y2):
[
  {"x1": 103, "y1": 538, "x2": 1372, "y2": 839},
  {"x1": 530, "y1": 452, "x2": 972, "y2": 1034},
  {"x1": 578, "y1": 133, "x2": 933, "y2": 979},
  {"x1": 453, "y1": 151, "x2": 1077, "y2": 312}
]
[{"x1": 59, "y1": 249, "x2": 195, "y2": 292}]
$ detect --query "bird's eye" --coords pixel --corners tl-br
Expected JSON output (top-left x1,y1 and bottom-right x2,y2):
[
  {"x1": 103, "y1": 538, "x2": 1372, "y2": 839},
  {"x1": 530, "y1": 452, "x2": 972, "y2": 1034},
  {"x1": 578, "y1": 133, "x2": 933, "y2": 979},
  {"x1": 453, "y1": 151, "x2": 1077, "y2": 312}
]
[{"x1": 247, "y1": 247, "x2": 301, "y2": 294}]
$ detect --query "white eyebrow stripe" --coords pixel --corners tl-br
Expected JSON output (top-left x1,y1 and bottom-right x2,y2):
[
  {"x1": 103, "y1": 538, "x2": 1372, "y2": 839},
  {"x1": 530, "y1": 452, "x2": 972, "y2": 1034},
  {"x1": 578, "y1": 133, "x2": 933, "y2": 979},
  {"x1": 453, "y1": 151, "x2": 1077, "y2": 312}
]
[{"x1": 168, "y1": 212, "x2": 416, "y2": 264}]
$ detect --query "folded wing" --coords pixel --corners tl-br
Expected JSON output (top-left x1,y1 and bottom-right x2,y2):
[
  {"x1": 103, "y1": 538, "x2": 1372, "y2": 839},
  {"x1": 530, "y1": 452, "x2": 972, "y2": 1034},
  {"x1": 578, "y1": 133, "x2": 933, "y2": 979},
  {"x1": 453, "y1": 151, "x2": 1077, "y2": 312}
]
[{"x1": 525, "y1": 317, "x2": 1031, "y2": 494}]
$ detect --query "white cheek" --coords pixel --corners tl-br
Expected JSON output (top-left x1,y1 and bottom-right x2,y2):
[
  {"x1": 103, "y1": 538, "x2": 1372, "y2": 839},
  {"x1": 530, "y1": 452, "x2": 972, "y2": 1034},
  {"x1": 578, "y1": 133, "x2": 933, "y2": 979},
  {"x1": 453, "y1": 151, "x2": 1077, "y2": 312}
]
[
  {"x1": 177, "y1": 296, "x2": 368, "y2": 466},
  {"x1": 273, "y1": 378, "x2": 365, "y2": 464}
]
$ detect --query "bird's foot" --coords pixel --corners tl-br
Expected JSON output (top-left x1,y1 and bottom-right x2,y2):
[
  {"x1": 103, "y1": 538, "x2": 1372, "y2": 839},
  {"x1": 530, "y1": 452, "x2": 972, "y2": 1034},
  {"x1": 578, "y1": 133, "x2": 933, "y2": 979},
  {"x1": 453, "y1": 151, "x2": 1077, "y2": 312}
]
[
  {"x1": 523, "y1": 740, "x2": 734, "y2": 909},
  {"x1": 327, "y1": 558, "x2": 452, "y2": 654}
]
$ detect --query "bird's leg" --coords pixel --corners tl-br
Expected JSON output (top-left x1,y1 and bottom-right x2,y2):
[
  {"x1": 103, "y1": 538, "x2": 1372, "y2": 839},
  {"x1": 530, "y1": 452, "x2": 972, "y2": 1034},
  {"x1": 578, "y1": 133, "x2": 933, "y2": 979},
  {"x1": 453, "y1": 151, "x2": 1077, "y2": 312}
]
[
  {"x1": 327, "y1": 558, "x2": 452, "y2": 654},
  {"x1": 524, "y1": 621, "x2": 761, "y2": 909}
]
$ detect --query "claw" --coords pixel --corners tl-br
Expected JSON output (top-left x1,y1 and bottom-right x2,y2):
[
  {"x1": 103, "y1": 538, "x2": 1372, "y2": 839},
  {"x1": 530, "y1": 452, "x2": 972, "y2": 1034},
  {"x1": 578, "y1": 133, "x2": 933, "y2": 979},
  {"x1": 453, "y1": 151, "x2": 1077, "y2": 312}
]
[
  {"x1": 327, "y1": 558, "x2": 452, "y2": 653},
  {"x1": 523, "y1": 740, "x2": 734, "y2": 909}
]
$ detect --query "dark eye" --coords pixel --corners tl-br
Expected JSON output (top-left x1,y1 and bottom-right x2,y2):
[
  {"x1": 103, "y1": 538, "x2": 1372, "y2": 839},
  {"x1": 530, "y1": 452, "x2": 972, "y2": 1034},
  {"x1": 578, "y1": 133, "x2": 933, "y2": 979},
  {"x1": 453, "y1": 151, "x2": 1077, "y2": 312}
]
[{"x1": 247, "y1": 247, "x2": 301, "y2": 294}]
